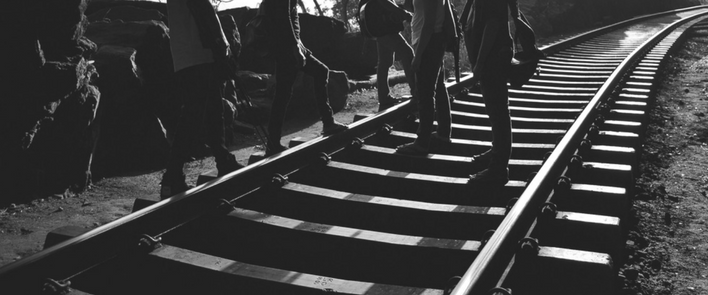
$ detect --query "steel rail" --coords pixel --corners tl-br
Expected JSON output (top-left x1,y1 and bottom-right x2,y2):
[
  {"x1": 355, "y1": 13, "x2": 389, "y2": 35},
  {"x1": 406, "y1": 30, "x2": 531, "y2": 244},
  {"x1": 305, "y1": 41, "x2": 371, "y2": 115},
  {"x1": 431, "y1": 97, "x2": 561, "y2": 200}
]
[
  {"x1": 450, "y1": 5, "x2": 708, "y2": 295},
  {"x1": 1, "y1": 5, "x2": 708, "y2": 294}
]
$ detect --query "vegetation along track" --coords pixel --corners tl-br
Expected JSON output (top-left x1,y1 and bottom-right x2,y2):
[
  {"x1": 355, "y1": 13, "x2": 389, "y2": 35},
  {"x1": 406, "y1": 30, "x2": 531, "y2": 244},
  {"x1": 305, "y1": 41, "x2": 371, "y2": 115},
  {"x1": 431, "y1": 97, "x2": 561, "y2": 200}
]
[{"x1": 3, "y1": 6, "x2": 708, "y2": 295}]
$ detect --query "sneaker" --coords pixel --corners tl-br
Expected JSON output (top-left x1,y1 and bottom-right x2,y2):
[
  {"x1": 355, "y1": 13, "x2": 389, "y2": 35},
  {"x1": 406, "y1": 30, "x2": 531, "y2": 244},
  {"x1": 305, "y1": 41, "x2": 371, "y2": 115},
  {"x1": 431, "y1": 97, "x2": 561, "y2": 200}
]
[
  {"x1": 265, "y1": 143, "x2": 288, "y2": 157},
  {"x1": 431, "y1": 131, "x2": 452, "y2": 144},
  {"x1": 217, "y1": 155, "x2": 245, "y2": 177},
  {"x1": 322, "y1": 120, "x2": 348, "y2": 135},
  {"x1": 395, "y1": 142, "x2": 428, "y2": 156},
  {"x1": 429, "y1": 132, "x2": 452, "y2": 153},
  {"x1": 470, "y1": 149, "x2": 493, "y2": 167},
  {"x1": 469, "y1": 168, "x2": 509, "y2": 185},
  {"x1": 160, "y1": 182, "x2": 194, "y2": 200}
]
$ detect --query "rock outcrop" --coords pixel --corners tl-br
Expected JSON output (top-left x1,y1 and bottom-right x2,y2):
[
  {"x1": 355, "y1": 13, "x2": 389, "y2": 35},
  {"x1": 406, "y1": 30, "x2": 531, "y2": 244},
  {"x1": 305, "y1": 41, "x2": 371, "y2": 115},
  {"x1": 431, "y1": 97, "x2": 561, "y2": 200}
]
[{"x1": 1, "y1": 0, "x2": 101, "y2": 201}]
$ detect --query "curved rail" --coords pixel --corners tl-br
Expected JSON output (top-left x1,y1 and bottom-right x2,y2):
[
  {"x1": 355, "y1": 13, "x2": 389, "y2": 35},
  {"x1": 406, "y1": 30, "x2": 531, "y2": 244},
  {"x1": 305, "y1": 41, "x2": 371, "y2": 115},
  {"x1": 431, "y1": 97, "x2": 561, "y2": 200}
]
[
  {"x1": 2, "y1": 5, "x2": 708, "y2": 295},
  {"x1": 452, "y1": 5, "x2": 708, "y2": 295}
]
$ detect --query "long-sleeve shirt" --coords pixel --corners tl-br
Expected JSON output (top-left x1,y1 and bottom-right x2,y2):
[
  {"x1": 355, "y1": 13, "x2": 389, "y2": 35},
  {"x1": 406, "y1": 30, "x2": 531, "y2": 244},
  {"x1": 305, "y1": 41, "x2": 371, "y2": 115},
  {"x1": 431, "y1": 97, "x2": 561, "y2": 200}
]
[{"x1": 260, "y1": 0, "x2": 301, "y2": 48}]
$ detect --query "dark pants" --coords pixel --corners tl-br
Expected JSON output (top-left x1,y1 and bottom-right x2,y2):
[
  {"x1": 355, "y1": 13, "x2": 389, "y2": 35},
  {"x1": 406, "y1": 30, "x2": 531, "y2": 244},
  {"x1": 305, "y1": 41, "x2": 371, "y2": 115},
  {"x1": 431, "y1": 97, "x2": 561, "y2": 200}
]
[
  {"x1": 268, "y1": 52, "x2": 335, "y2": 144},
  {"x1": 376, "y1": 32, "x2": 415, "y2": 100},
  {"x1": 465, "y1": 30, "x2": 513, "y2": 169},
  {"x1": 415, "y1": 32, "x2": 452, "y2": 146},
  {"x1": 163, "y1": 62, "x2": 231, "y2": 184}
]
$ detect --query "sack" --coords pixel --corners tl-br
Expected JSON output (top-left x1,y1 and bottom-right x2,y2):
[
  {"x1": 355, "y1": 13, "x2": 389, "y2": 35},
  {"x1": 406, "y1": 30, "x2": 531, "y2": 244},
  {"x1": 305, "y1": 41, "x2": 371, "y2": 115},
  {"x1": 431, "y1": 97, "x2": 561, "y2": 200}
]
[
  {"x1": 507, "y1": 9, "x2": 542, "y2": 89},
  {"x1": 245, "y1": 11, "x2": 274, "y2": 57},
  {"x1": 358, "y1": 0, "x2": 405, "y2": 39},
  {"x1": 508, "y1": 51, "x2": 540, "y2": 89}
]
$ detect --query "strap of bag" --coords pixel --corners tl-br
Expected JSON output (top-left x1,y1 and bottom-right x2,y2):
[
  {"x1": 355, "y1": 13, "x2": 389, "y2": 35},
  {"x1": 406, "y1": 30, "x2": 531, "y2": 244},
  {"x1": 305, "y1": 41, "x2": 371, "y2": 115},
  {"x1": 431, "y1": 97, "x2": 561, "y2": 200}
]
[{"x1": 459, "y1": 0, "x2": 473, "y2": 31}]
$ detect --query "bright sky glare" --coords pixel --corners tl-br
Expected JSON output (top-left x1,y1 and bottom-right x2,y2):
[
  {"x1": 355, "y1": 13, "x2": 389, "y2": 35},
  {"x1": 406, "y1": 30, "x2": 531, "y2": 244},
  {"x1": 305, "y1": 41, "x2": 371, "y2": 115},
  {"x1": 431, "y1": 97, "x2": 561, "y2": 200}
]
[{"x1": 147, "y1": 0, "x2": 331, "y2": 12}]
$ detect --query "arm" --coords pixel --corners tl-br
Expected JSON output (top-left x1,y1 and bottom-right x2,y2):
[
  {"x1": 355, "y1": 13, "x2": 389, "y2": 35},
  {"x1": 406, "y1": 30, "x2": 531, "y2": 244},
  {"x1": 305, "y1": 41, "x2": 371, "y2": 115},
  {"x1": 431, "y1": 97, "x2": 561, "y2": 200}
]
[{"x1": 411, "y1": 0, "x2": 439, "y2": 71}]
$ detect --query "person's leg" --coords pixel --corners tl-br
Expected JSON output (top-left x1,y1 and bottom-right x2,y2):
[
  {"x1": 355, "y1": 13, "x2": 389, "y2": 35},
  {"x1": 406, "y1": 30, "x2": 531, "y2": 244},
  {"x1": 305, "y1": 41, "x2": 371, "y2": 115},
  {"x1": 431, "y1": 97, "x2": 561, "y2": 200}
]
[
  {"x1": 200, "y1": 63, "x2": 243, "y2": 175},
  {"x1": 470, "y1": 49, "x2": 513, "y2": 183},
  {"x1": 396, "y1": 33, "x2": 446, "y2": 155},
  {"x1": 433, "y1": 67, "x2": 452, "y2": 138},
  {"x1": 267, "y1": 56, "x2": 298, "y2": 154},
  {"x1": 375, "y1": 36, "x2": 394, "y2": 101},
  {"x1": 301, "y1": 53, "x2": 347, "y2": 134},
  {"x1": 389, "y1": 33, "x2": 416, "y2": 97},
  {"x1": 162, "y1": 65, "x2": 206, "y2": 197}
]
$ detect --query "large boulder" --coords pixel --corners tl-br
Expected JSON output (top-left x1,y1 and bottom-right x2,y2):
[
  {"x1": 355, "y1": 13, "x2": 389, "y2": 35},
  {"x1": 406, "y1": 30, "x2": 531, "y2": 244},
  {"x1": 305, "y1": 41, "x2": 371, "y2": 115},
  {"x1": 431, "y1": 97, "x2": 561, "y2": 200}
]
[
  {"x1": 87, "y1": 5, "x2": 167, "y2": 23},
  {"x1": 0, "y1": 0, "x2": 102, "y2": 201}
]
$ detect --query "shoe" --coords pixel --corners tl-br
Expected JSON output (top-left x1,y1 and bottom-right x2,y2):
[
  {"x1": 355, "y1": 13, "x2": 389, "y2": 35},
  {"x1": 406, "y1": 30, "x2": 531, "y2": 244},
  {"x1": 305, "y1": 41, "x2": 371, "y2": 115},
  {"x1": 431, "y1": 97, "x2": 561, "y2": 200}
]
[
  {"x1": 429, "y1": 132, "x2": 452, "y2": 153},
  {"x1": 431, "y1": 131, "x2": 452, "y2": 144},
  {"x1": 322, "y1": 120, "x2": 348, "y2": 135},
  {"x1": 395, "y1": 142, "x2": 428, "y2": 156},
  {"x1": 217, "y1": 155, "x2": 245, "y2": 177},
  {"x1": 160, "y1": 182, "x2": 194, "y2": 200},
  {"x1": 470, "y1": 149, "x2": 493, "y2": 167},
  {"x1": 469, "y1": 168, "x2": 509, "y2": 185},
  {"x1": 265, "y1": 143, "x2": 288, "y2": 157}
]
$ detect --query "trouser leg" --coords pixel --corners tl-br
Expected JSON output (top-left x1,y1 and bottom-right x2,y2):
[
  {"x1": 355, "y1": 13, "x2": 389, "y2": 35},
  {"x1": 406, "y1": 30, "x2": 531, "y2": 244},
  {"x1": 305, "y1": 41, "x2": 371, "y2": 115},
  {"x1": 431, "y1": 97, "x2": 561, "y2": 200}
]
[
  {"x1": 434, "y1": 68, "x2": 452, "y2": 137},
  {"x1": 376, "y1": 38, "x2": 394, "y2": 100},
  {"x1": 301, "y1": 53, "x2": 335, "y2": 124},
  {"x1": 268, "y1": 56, "x2": 298, "y2": 145},
  {"x1": 480, "y1": 51, "x2": 513, "y2": 169},
  {"x1": 414, "y1": 33, "x2": 447, "y2": 146}
]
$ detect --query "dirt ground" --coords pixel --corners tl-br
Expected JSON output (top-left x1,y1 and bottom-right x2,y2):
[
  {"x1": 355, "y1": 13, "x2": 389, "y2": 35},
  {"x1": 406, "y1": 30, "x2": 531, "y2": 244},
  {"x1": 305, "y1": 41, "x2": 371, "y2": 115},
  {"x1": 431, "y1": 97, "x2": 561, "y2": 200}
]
[{"x1": 1, "y1": 32, "x2": 708, "y2": 294}]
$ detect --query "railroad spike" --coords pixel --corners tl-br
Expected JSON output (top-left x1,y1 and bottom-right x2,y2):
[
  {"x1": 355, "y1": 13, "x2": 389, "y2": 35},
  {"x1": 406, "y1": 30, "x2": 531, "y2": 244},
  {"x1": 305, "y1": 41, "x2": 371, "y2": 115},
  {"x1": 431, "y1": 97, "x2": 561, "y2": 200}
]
[
  {"x1": 270, "y1": 173, "x2": 288, "y2": 187},
  {"x1": 137, "y1": 234, "x2": 161, "y2": 252},
  {"x1": 480, "y1": 229, "x2": 496, "y2": 250},
  {"x1": 42, "y1": 278, "x2": 71, "y2": 295},
  {"x1": 488, "y1": 287, "x2": 513, "y2": 295},
  {"x1": 349, "y1": 137, "x2": 365, "y2": 149},
  {"x1": 318, "y1": 152, "x2": 332, "y2": 165},
  {"x1": 443, "y1": 276, "x2": 462, "y2": 295},
  {"x1": 377, "y1": 123, "x2": 393, "y2": 136}
]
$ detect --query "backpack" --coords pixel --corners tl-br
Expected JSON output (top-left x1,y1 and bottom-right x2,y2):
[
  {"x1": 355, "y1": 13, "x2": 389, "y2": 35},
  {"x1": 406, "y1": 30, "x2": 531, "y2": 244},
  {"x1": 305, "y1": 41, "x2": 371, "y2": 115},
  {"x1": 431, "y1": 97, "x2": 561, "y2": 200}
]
[
  {"x1": 357, "y1": 0, "x2": 406, "y2": 39},
  {"x1": 508, "y1": 49, "x2": 541, "y2": 89},
  {"x1": 507, "y1": 3, "x2": 543, "y2": 89}
]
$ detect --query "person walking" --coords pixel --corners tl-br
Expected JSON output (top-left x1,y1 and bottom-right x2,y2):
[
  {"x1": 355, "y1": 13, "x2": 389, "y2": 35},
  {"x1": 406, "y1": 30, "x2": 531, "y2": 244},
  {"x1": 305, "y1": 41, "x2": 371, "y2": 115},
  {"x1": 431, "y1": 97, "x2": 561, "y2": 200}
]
[
  {"x1": 161, "y1": 0, "x2": 243, "y2": 199},
  {"x1": 257, "y1": 0, "x2": 348, "y2": 156}
]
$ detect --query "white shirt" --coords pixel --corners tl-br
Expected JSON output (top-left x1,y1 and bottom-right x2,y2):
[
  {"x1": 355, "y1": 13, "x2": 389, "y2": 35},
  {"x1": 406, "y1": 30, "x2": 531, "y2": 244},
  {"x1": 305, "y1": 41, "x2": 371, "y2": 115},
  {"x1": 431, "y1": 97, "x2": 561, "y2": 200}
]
[
  {"x1": 410, "y1": 0, "x2": 445, "y2": 49},
  {"x1": 167, "y1": 0, "x2": 217, "y2": 72}
]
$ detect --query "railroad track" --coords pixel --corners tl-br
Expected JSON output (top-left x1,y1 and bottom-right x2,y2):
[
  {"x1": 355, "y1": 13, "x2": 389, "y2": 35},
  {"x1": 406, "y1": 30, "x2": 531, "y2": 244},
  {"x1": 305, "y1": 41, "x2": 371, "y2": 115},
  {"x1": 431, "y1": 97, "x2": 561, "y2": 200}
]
[{"x1": 4, "y1": 6, "x2": 708, "y2": 295}]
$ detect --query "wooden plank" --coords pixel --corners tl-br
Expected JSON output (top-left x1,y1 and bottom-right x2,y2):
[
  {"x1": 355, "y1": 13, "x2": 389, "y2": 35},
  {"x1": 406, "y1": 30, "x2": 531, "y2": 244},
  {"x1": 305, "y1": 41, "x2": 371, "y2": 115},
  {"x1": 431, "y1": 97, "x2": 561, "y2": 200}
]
[
  {"x1": 502, "y1": 246, "x2": 614, "y2": 295},
  {"x1": 337, "y1": 144, "x2": 541, "y2": 180},
  {"x1": 127, "y1": 245, "x2": 446, "y2": 295},
  {"x1": 289, "y1": 160, "x2": 526, "y2": 205},
  {"x1": 228, "y1": 208, "x2": 481, "y2": 251}
]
